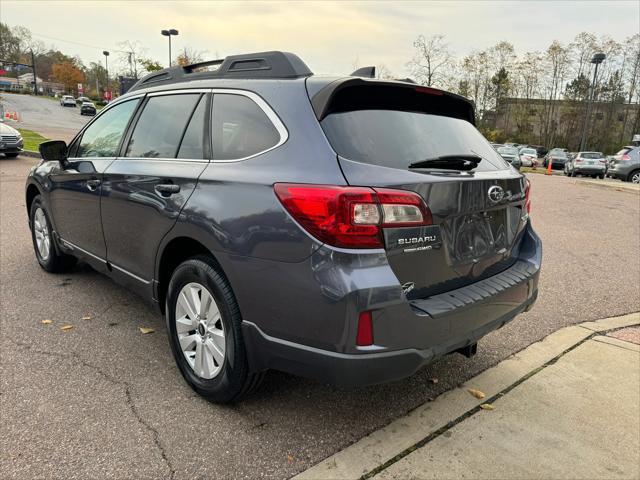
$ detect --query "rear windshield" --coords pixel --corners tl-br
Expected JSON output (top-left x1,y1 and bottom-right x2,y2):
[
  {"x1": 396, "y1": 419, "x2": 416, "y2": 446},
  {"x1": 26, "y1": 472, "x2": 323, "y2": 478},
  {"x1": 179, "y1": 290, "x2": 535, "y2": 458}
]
[
  {"x1": 521, "y1": 148, "x2": 537, "y2": 156},
  {"x1": 550, "y1": 150, "x2": 568, "y2": 158},
  {"x1": 498, "y1": 146, "x2": 518, "y2": 155},
  {"x1": 616, "y1": 148, "x2": 632, "y2": 155},
  {"x1": 581, "y1": 152, "x2": 603, "y2": 159},
  {"x1": 321, "y1": 110, "x2": 509, "y2": 172}
]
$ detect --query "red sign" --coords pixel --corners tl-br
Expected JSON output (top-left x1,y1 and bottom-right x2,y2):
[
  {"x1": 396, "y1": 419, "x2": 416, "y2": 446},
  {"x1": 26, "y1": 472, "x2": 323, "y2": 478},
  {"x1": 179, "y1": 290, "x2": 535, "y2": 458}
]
[
  {"x1": 104, "y1": 90, "x2": 112, "y2": 101},
  {"x1": 0, "y1": 69, "x2": 7, "y2": 75}
]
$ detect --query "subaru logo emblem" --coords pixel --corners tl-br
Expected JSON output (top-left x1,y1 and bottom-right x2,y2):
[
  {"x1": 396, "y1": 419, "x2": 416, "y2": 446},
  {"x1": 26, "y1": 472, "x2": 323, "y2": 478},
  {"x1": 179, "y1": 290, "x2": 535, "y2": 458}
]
[{"x1": 487, "y1": 185, "x2": 505, "y2": 204}]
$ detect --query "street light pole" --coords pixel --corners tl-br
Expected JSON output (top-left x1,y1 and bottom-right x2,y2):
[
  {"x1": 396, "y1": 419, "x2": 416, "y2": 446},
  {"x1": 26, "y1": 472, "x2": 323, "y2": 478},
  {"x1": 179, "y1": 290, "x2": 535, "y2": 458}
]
[
  {"x1": 579, "y1": 53, "x2": 606, "y2": 152},
  {"x1": 30, "y1": 49, "x2": 38, "y2": 96},
  {"x1": 103, "y1": 50, "x2": 110, "y2": 100},
  {"x1": 161, "y1": 29, "x2": 179, "y2": 67}
]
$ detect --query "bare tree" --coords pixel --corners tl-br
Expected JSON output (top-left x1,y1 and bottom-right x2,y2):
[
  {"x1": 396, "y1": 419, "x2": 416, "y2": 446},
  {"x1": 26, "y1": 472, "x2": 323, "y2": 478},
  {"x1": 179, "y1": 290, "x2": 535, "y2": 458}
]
[
  {"x1": 117, "y1": 40, "x2": 147, "y2": 79},
  {"x1": 407, "y1": 34, "x2": 454, "y2": 87}
]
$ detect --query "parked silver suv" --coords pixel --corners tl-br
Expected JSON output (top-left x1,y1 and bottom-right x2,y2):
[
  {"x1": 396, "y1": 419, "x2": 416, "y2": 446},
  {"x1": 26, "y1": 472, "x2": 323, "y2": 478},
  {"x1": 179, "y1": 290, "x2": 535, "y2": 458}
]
[{"x1": 607, "y1": 146, "x2": 640, "y2": 183}]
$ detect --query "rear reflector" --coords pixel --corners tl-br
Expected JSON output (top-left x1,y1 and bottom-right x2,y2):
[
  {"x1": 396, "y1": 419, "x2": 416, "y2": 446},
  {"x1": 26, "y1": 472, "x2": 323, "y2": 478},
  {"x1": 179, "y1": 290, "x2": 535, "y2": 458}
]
[
  {"x1": 274, "y1": 184, "x2": 432, "y2": 248},
  {"x1": 356, "y1": 311, "x2": 374, "y2": 346}
]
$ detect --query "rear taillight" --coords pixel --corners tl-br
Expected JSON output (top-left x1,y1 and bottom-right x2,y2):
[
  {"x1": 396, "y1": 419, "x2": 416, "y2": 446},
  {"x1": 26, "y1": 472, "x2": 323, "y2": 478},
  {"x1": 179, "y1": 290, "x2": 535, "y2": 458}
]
[
  {"x1": 575, "y1": 158, "x2": 583, "y2": 163},
  {"x1": 599, "y1": 159, "x2": 606, "y2": 163},
  {"x1": 621, "y1": 154, "x2": 631, "y2": 161},
  {"x1": 524, "y1": 178, "x2": 531, "y2": 215},
  {"x1": 274, "y1": 184, "x2": 432, "y2": 248}
]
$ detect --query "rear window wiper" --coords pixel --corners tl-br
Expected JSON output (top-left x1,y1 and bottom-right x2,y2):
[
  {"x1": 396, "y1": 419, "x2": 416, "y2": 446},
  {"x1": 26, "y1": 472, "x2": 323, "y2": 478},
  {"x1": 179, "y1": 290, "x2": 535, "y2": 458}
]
[{"x1": 408, "y1": 154, "x2": 482, "y2": 171}]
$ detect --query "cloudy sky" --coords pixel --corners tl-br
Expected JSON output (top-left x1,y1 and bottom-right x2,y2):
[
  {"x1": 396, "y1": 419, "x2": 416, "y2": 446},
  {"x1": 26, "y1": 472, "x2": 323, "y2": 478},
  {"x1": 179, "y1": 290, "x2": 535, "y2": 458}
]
[{"x1": 2, "y1": 1, "x2": 638, "y2": 75}]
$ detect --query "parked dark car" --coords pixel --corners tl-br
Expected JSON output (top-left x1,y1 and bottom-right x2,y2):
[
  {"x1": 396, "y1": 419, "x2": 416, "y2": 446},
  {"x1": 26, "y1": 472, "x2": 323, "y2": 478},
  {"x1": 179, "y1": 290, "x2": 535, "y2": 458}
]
[
  {"x1": 607, "y1": 146, "x2": 640, "y2": 183},
  {"x1": 544, "y1": 148, "x2": 568, "y2": 169},
  {"x1": 25, "y1": 51, "x2": 541, "y2": 403},
  {"x1": 564, "y1": 151, "x2": 606, "y2": 178},
  {"x1": 530, "y1": 145, "x2": 548, "y2": 157},
  {"x1": 80, "y1": 101, "x2": 97, "y2": 116}
]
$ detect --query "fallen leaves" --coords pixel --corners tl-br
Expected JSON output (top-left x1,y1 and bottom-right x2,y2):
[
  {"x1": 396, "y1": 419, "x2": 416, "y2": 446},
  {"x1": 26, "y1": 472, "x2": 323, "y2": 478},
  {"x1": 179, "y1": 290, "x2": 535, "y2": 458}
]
[
  {"x1": 467, "y1": 388, "x2": 486, "y2": 399},
  {"x1": 82, "y1": 315, "x2": 92, "y2": 321},
  {"x1": 480, "y1": 403, "x2": 495, "y2": 411},
  {"x1": 60, "y1": 325, "x2": 74, "y2": 331},
  {"x1": 287, "y1": 455, "x2": 294, "y2": 463},
  {"x1": 41, "y1": 319, "x2": 53, "y2": 325},
  {"x1": 139, "y1": 327, "x2": 155, "y2": 334},
  {"x1": 429, "y1": 378, "x2": 439, "y2": 384}
]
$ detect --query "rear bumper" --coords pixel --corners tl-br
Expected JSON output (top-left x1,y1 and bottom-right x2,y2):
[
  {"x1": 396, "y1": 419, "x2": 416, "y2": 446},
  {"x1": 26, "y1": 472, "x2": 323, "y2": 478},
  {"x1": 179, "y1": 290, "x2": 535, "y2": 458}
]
[
  {"x1": 574, "y1": 165, "x2": 605, "y2": 173},
  {"x1": 243, "y1": 223, "x2": 542, "y2": 386}
]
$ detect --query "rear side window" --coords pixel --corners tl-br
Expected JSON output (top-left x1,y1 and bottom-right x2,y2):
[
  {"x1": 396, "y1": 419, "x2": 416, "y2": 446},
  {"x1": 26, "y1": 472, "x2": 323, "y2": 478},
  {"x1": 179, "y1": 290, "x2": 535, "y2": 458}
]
[
  {"x1": 211, "y1": 94, "x2": 280, "y2": 160},
  {"x1": 126, "y1": 94, "x2": 200, "y2": 158},
  {"x1": 177, "y1": 95, "x2": 207, "y2": 159},
  {"x1": 581, "y1": 152, "x2": 603, "y2": 159},
  {"x1": 77, "y1": 99, "x2": 138, "y2": 158},
  {"x1": 322, "y1": 110, "x2": 508, "y2": 172}
]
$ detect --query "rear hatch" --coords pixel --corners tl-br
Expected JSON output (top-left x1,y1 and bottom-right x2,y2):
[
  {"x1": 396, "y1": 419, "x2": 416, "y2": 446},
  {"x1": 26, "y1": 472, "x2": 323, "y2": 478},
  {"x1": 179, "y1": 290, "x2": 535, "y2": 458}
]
[{"x1": 315, "y1": 81, "x2": 529, "y2": 298}]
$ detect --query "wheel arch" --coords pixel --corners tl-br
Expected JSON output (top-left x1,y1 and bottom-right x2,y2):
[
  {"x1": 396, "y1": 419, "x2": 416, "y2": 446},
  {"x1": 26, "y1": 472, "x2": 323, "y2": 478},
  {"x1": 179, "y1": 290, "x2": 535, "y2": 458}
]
[
  {"x1": 627, "y1": 168, "x2": 640, "y2": 182},
  {"x1": 26, "y1": 183, "x2": 42, "y2": 222},
  {"x1": 155, "y1": 236, "x2": 229, "y2": 314}
]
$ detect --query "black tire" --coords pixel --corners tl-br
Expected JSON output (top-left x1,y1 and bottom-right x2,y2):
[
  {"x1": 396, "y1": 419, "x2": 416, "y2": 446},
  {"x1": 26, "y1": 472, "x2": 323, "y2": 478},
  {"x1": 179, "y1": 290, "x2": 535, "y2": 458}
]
[
  {"x1": 29, "y1": 195, "x2": 77, "y2": 272},
  {"x1": 598, "y1": 174, "x2": 604, "y2": 179},
  {"x1": 4, "y1": 153, "x2": 19, "y2": 158},
  {"x1": 166, "y1": 255, "x2": 263, "y2": 403}
]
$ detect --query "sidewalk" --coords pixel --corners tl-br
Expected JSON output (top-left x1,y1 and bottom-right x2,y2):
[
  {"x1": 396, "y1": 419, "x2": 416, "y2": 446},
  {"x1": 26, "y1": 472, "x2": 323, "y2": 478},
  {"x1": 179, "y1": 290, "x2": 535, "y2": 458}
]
[{"x1": 295, "y1": 313, "x2": 640, "y2": 480}]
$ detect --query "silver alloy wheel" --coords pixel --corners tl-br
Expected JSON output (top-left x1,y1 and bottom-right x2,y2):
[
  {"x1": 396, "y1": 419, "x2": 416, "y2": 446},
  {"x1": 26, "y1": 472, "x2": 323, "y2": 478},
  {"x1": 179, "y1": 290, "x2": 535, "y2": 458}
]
[
  {"x1": 33, "y1": 207, "x2": 51, "y2": 261},
  {"x1": 175, "y1": 282, "x2": 225, "y2": 379},
  {"x1": 631, "y1": 172, "x2": 640, "y2": 184}
]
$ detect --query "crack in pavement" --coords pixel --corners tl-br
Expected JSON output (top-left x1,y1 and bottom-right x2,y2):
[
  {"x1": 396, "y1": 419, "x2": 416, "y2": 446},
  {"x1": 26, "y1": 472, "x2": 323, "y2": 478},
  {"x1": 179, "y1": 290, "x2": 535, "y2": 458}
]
[{"x1": 4, "y1": 337, "x2": 176, "y2": 480}]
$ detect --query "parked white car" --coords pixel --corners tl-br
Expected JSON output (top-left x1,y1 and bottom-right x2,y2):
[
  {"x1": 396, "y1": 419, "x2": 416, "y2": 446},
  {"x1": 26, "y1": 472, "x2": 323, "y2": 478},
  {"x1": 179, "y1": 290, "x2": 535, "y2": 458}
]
[
  {"x1": 519, "y1": 148, "x2": 538, "y2": 167},
  {"x1": 0, "y1": 122, "x2": 24, "y2": 158},
  {"x1": 60, "y1": 95, "x2": 76, "y2": 107}
]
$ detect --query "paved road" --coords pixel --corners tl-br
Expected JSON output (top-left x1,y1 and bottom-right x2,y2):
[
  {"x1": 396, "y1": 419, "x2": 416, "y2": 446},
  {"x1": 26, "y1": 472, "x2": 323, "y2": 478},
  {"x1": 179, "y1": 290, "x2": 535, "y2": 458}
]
[
  {"x1": 0, "y1": 93, "x2": 91, "y2": 142},
  {"x1": 1, "y1": 157, "x2": 639, "y2": 479}
]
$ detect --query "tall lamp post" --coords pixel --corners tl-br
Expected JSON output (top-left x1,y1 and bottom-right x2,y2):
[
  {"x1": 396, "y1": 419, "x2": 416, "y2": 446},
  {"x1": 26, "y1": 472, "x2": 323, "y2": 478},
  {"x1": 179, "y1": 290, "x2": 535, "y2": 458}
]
[
  {"x1": 103, "y1": 50, "x2": 110, "y2": 100},
  {"x1": 579, "y1": 52, "x2": 606, "y2": 152},
  {"x1": 161, "y1": 29, "x2": 179, "y2": 67}
]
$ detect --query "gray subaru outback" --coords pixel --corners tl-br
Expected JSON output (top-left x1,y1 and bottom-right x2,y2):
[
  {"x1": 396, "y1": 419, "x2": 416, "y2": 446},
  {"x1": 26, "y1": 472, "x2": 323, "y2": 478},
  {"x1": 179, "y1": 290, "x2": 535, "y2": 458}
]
[{"x1": 26, "y1": 51, "x2": 541, "y2": 403}]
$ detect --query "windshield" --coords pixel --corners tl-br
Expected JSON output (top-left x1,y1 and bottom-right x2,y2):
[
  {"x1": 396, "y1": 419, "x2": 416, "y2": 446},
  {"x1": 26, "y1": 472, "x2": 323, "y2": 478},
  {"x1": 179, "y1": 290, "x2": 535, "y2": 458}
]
[
  {"x1": 498, "y1": 146, "x2": 518, "y2": 155},
  {"x1": 550, "y1": 150, "x2": 568, "y2": 158},
  {"x1": 581, "y1": 152, "x2": 603, "y2": 159},
  {"x1": 321, "y1": 110, "x2": 508, "y2": 172}
]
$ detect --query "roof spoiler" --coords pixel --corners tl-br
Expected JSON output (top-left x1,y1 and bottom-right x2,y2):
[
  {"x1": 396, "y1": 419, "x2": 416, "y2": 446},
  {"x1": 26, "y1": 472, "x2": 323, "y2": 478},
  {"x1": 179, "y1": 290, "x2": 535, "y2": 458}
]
[
  {"x1": 350, "y1": 66, "x2": 376, "y2": 78},
  {"x1": 129, "y1": 51, "x2": 313, "y2": 92}
]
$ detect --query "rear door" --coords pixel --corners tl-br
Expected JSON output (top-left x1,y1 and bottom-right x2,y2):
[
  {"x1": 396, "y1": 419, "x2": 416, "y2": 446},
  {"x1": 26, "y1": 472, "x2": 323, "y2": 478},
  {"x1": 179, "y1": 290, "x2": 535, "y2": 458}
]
[
  {"x1": 100, "y1": 91, "x2": 210, "y2": 293},
  {"x1": 319, "y1": 84, "x2": 528, "y2": 298}
]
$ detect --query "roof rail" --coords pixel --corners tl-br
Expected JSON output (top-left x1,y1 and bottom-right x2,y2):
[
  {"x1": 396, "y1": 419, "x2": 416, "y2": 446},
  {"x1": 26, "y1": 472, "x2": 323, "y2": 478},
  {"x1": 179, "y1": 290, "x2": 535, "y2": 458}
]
[{"x1": 128, "y1": 51, "x2": 312, "y2": 92}]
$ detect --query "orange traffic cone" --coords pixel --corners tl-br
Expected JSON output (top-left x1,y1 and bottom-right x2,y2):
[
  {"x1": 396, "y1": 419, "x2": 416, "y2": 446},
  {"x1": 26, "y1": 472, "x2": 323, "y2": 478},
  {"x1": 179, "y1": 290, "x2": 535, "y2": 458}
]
[{"x1": 545, "y1": 158, "x2": 553, "y2": 175}]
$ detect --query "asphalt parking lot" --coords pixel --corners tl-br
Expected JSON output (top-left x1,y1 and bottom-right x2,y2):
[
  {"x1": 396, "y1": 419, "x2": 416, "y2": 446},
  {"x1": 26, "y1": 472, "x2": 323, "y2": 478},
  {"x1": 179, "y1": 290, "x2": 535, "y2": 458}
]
[
  {"x1": 1, "y1": 93, "x2": 91, "y2": 142},
  {"x1": 1, "y1": 156, "x2": 639, "y2": 479}
]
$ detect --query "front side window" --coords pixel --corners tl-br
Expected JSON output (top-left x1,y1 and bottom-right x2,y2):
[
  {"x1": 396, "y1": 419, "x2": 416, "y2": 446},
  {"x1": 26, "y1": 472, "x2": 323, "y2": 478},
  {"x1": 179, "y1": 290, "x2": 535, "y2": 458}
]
[
  {"x1": 77, "y1": 99, "x2": 139, "y2": 157},
  {"x1": 126, "y1": 94, "x2": 201, "y2": 158},
  {"x1": 211, "y1": 94, "x2": 280, "y2": 160}
]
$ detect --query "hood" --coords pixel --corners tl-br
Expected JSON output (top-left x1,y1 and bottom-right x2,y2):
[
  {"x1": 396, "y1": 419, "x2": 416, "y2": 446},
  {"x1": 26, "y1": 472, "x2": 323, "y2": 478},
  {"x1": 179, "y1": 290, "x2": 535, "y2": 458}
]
[{"x1": 0, "y1": 123, "x2": 20, "y2": 136}]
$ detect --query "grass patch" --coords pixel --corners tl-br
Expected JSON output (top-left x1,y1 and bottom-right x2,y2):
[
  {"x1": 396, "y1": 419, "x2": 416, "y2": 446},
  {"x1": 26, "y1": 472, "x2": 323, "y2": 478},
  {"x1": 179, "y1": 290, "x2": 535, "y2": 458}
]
[{"x1": 17, "y1": 129, "x2": 49, "y2": 152}]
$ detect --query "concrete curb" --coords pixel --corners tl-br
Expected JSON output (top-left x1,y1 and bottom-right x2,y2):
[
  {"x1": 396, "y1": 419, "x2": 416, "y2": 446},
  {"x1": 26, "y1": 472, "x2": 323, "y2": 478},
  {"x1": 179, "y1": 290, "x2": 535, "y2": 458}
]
[
  {"x1": 293, "y1": 312, "x2": 640, "y2": 480},
  {"x1": 19, "y1": 150, "x2": 40, "y2": 159}
]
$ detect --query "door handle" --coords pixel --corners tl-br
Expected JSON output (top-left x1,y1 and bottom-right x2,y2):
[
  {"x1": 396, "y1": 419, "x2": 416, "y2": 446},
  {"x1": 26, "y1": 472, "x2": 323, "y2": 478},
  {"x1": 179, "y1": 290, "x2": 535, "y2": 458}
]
[
  {"x1": 155, "y1": 183, "x2": 180, "y2": 196},
  {"x1": 86, "y1": 179, "x2": 101, "y2": 191}
]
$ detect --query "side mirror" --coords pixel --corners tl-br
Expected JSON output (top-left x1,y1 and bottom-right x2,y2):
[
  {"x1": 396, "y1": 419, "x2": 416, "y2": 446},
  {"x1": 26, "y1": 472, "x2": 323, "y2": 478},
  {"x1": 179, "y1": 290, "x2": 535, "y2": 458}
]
[{"x1": 39, "y1": 140, "x2": 68, "y2": 162}]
